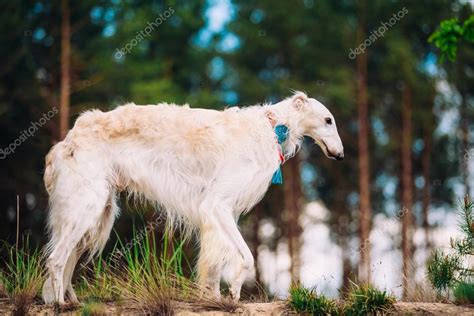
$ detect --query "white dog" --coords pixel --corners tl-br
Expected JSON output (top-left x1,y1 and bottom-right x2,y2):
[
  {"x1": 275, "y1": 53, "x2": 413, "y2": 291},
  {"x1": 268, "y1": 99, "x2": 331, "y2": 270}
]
[{"x1": 41, "y1": 91, "x2": 343, "y2": 304}]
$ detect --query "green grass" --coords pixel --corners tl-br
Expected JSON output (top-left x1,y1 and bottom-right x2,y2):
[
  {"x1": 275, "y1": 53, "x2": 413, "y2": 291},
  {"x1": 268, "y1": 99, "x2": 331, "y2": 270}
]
[
  {"x1": 114, "y1": 229, "x2": 203, "y2": 314},
  {"x1": 76, "y1": 225, "x2": 199, "y2": 314},
  {"x1": 453, "y1": 282, "x2": 474, "y2": 304},
  {"x1": 76, "y1": 256, "x2": 117, "y2": 302},
  {"x1": 0, "y1": 237, "x2": 45, "y2": 315},
  {"x1": 0, "y1": 230, "x2": 395, "y2": 316},
  {"x1": 80, "y1": 299, "x2": 108, "y2": 316},
  {"x1": 288, "y1": 283, "x2": 340, "y2": 315},
  {"x1": 344, "y1": 283, "x2": 395, "y2": 315},
  {"x1": 0, "y1": 239, "x2": 45, "y2": 297},
  {"x1": 10, "y1": 219, "x2": 240, "y2": 313},
  {"x1": 288, "y1": 282, "x2": 395, "y2": 315}
]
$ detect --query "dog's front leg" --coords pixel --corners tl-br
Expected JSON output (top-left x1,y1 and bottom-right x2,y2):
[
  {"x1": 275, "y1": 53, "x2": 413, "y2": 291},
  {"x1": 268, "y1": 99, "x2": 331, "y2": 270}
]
[
  {"x1": 212, "y1": 206, "x2": 254, "y2": 302},
  {"x1": 197, "y1": 202, "x2": 232, "y2": 300},
  {"x1": 197, "y1": 225, "x2": 223, "y2": 300}
]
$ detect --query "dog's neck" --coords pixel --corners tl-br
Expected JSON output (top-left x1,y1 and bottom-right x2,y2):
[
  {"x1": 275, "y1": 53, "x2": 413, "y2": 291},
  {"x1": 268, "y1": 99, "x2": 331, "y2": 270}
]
[{"x1": 263, "y1": 101, "x2": 304, "y2": 159}]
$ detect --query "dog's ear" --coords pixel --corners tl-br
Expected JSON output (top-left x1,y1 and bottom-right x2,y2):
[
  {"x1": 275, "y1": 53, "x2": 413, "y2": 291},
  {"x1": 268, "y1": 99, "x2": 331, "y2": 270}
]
[{"x1": 291, "y1": 91, "x2": 308, "y2": 110}]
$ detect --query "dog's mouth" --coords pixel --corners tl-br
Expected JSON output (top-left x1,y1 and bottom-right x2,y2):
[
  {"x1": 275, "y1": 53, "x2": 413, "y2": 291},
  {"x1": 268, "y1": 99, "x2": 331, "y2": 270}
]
[
  {"x1": 321, "y1": 141, "x2": 335, "y2": 159},
  {"x1": 317, "y1": 140, "x2": 343, "y2": 160}
]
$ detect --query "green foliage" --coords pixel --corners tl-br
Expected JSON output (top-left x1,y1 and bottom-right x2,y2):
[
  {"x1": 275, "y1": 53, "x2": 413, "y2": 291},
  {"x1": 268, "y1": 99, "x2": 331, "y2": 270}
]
[
  {"x1": 426, "y1": 250, "x2": 460, "y2": 291},
  {"x1": 457, "y1": 196, "x2": 474, "y2": 242},
  {"x1": 343, "y1": 283, "x2": 395, "y2": 316},
  {"x1": 288, "y1": 283, "x2": 340, "y2": 315},
  {"x1": 427, "y1": 197, "x2": 474, "y2": 299},
  {"x1": 429, "y1": 15, "x2": 474, "y2": 61},
  {"x1": 131, "y1": 79, "x2": 184, "y2": 105},
  {"x1": 453, "y1": 282, "x2": 474, "y2": 304}
]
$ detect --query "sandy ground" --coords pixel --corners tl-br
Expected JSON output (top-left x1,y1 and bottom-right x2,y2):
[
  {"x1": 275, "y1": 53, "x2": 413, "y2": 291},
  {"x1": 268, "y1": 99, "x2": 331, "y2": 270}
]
[{"x1": 1, "y1": 299, "x2": 474, "y2": 315}]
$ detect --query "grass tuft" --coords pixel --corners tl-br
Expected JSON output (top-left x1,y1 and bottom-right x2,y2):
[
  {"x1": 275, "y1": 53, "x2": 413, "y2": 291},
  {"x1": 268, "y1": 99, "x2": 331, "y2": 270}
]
[
  {"x1": 0, "y1": 240, "x2": 45, "y2": 297},
  {"x1": 288, "y1": 282, "x2": 395, "y2": 315},
  {"x1": 453, "y1": 282, "x2": 474, "y2": 304},
  {"x1": 288, "y1": 282, "x2": 340, "y2": 315},
  {"x1": 76, "y1": 257, "x2": 117, "y2": 302},
  {"x1": 344, "y1": 282, "x2": 395, "y2": 315},
  {"x1": 0, "y1": 237, "x2": 45, "y2": 315},
  {"x1": 108, "y1": 228, "x2": 196, "y2": 314},
  {"x1": 80, "y1": 299, "x2": 108, "y2": 316}
]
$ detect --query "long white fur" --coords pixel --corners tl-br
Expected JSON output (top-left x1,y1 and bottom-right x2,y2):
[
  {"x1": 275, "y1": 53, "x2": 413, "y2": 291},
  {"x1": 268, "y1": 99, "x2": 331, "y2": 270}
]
[{"x1": 41, "y1": 91, "x2": 344, "y2": 304}]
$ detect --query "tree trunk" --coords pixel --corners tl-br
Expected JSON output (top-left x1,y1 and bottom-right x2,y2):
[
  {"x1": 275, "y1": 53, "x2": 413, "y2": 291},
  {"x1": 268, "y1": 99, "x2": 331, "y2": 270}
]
[
  {"x1": 338, "y1": 213, "x2": 353, "y2": 296},
  {"x1": 356, "y1": 0, "x2": 371, "y2": 285},
  {"x1": 401, "y1": 83, "x2": 414, "y2": 300},
  {"x1": 60, "y1": 0, "x2": 71, "y2": 139},
  {"x1": 422, "y1": 121, "x2": 432, "y2": 250},
  {"x1": 283, "y1": 154, "x2": 302, "y2": 284}
]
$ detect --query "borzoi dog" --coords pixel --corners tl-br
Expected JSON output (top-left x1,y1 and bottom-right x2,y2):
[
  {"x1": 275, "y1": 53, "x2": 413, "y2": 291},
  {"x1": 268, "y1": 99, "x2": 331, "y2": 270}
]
[{"x1": 42, "y1": 91, "x2": 343, "y2": 304}]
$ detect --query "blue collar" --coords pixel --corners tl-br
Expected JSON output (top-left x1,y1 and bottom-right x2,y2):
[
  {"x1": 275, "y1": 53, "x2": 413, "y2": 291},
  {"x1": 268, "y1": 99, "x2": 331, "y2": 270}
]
[{"x1": 271, "y1": 124, "x2": 288, "y2": 184}]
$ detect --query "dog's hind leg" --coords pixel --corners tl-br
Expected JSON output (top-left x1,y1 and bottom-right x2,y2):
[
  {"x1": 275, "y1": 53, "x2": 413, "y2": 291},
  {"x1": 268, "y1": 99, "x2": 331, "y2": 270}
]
[
  {"x1": 46, "y1": 223, "x2": 91, "y2": 304},
  {"x1": 44, "y1": 184, "x2": 111, "y2": 304},
  {"x1": 63, "y1": 250, "x2": 80, "y2": 303},
  {"x1": 63, "y1": 191, "x2": 118, "y2": 304}
]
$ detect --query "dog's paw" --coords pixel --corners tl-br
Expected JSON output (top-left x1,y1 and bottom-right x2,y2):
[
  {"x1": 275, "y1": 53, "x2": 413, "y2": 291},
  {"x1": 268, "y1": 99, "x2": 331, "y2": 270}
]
[{"x1": 41, "y1": 277, "x2": 55, "y2": 304}]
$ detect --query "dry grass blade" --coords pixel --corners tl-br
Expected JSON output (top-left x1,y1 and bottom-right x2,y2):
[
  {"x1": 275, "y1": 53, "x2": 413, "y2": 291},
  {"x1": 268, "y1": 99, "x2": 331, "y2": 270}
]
[
  {"x1": 0, "y1": 282, "x2": 7, "y2": 298},
  {"x1": 194, "y1": 296, "x2": 241, "y2": 313}
]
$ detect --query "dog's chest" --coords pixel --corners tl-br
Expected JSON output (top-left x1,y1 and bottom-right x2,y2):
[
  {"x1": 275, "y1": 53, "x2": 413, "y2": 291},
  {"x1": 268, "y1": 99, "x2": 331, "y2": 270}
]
[{"x1": 226, "y1": 137, "x2": 280, "y2": 215}]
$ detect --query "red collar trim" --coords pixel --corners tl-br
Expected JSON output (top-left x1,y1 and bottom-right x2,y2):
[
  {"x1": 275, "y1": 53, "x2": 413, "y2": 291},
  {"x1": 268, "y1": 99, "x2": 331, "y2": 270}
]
[{"x1": 266, "y1": 111, "x2": 285, "y2": 163}]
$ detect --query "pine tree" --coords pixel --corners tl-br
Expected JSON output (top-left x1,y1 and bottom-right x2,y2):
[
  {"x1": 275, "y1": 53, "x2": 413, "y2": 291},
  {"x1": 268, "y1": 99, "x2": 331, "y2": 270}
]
[{"x1": 427, "y1": 196, "x2": 474, "y2": 302}]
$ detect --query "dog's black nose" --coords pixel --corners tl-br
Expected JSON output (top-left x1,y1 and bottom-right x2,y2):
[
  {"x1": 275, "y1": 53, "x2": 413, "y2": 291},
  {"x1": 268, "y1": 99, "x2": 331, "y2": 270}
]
[{"x1": 336, "y1": 153, "x2": 344, "y2": 160}]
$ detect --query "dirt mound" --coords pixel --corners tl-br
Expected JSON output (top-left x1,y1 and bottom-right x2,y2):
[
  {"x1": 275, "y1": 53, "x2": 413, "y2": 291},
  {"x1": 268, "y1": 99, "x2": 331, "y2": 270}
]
[{"x1": 1, "y1": 300, "x2": 473, "y2": 315}]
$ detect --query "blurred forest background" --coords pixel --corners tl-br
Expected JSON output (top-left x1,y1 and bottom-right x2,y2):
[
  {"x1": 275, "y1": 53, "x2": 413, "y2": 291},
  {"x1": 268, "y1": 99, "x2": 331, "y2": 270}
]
[{"x1": 0, "y1": 0, "x2": 473, "y2": 300}]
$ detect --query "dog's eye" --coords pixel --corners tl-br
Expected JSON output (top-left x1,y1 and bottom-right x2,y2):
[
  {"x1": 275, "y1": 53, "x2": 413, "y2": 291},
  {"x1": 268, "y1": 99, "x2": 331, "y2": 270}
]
[{"x1": 325, "y1": 118, "x2": 332, "y2": 125}]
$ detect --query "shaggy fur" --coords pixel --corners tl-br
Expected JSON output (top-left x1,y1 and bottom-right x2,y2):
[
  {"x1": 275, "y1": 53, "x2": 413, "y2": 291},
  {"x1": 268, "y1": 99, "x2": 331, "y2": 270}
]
[{"x1": 41, "y1": 91, "x2": 343, "y2": 304}]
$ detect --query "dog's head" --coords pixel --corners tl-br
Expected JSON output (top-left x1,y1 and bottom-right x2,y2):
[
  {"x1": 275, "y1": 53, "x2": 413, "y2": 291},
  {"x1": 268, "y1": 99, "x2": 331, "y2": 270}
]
[{"x1": 291, "y1": 92, "x2": 344, "y2": 160}]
